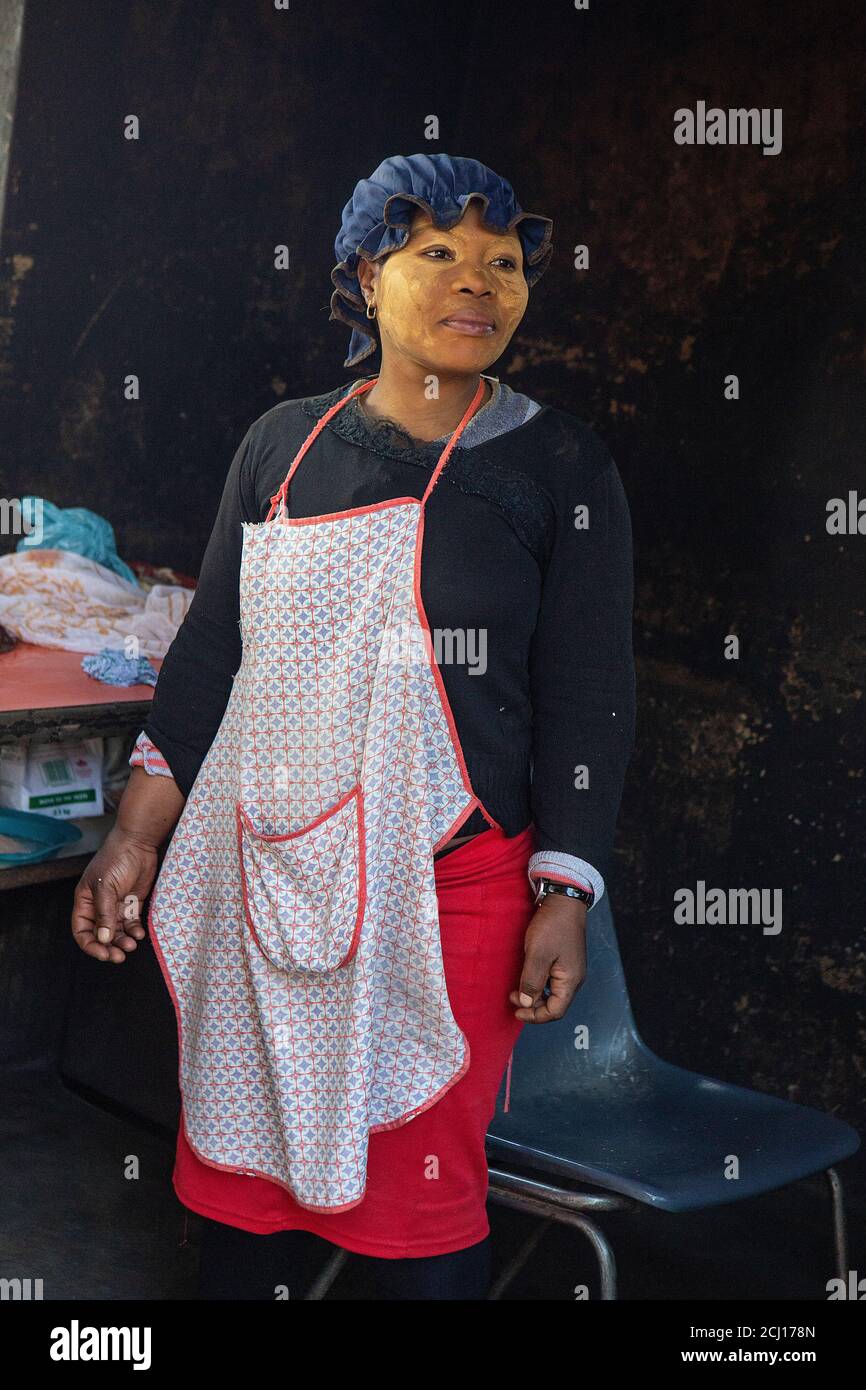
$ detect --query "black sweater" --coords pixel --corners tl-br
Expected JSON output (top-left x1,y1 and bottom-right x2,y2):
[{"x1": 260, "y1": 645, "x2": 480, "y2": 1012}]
[{"x1": 142, "y1": 379, "x2": 636, "y2": 885}]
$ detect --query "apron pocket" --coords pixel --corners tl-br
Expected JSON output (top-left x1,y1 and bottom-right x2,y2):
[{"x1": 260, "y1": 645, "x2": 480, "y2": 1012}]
[{"x1": 236, "y1": 784, "x2": 366, "y2": 973}]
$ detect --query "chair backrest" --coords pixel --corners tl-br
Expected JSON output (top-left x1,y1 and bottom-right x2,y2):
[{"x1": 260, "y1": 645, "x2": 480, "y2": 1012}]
[{"x1": 501, "y1": 893, "x2": 650, "y2": 1105}]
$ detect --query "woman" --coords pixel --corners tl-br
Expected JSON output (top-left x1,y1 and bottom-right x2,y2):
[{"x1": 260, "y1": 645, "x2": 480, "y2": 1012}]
[{"x1": 71, "y1": 154, "x2": 636, "y2": 1301}]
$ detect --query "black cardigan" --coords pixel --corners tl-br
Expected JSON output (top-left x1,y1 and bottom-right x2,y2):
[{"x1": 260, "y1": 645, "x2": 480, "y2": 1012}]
[{"x1": 143, "y1": 381, "x2": 636, "y2": 884}]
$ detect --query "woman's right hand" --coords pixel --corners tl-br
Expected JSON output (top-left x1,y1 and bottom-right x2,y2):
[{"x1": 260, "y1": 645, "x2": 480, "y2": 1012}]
[{"x1": 71, "y1": 827, "x2": 159, "y2": 964}]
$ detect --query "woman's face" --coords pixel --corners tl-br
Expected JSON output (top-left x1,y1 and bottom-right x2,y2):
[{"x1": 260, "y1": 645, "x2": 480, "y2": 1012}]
[{"x1": 357, "y1": 198, "x2": 529, "y2": 375}]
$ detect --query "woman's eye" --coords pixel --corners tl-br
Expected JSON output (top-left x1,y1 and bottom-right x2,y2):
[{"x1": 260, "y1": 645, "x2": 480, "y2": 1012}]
[{"x1": 423, "y1": 247, "x2": 517, "y2": 269}]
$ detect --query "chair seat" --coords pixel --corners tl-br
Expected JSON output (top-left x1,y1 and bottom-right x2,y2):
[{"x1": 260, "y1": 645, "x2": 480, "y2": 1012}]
[{"x1": 487, "y1": 1053, "x2": 861, "y2": 1212}]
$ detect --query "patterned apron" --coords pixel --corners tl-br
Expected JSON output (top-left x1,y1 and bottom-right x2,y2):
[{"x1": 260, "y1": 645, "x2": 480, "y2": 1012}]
[{"x1": 148, "y1": 377, "x2": 500, "y2": 1213}]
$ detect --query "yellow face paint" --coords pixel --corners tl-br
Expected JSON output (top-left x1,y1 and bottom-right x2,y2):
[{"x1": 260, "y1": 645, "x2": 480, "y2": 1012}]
[{"x1": 369, "y1": 200, "x2": 530, "y2": 376}]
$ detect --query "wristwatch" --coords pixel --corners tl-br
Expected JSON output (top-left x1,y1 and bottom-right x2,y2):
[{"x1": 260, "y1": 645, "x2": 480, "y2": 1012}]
[{"x1": 533, "y1": 876, "x2": 594, "y2": 910}]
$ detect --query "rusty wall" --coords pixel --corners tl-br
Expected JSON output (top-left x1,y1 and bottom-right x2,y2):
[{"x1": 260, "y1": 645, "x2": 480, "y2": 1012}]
[{"x1": 1, "y1": 0, "x2": 863, "y2": 1150}]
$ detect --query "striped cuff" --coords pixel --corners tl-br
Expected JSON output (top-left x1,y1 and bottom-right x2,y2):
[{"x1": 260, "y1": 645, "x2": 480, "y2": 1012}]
[
  {"x1": 129, "y1": 730, "x2": 173, "y2": 778},
  {"x1": 526, "y1": 850, "x2": 605, "y2": 909}
]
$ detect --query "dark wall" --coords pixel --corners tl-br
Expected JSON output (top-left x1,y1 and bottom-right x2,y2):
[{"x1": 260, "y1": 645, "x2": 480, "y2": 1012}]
[{"x1": 1, "y1": 1, "x2": 863, "y2": 1155}]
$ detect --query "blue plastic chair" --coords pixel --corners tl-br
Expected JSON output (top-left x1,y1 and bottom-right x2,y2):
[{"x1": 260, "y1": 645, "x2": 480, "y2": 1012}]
[{"x1": 485, "y1": 893, "x2": 861, "y2": 1299}]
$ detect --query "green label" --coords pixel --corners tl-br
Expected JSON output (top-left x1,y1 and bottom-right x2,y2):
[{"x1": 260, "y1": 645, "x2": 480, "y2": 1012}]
[{"x1": 29, "y1": 789, "x2": 97, "y2": 808}]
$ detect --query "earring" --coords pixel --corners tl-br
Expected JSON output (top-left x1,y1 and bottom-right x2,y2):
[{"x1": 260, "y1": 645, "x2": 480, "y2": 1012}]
[{"x1": 365, "y1": 297, "x2": 377, "y2": 320}]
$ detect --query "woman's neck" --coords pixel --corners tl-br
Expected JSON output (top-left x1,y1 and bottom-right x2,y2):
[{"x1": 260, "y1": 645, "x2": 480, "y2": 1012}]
[{"x1": 358, "y1": 371, "x2": 492, "y2": 443}]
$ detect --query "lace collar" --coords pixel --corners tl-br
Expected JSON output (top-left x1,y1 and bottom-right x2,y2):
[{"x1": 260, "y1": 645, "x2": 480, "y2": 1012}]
[
  {"x1": 300, "y1": 378, "x2": 554, "y2": 564},
  {"x1": 301, "y1": 375, "x2": 508, "y2": 461}
]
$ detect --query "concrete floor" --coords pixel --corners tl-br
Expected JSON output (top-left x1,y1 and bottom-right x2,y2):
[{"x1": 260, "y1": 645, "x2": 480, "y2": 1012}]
[{"x1": 2, "y1": 1059, "x2": 862, "y2": 1301}]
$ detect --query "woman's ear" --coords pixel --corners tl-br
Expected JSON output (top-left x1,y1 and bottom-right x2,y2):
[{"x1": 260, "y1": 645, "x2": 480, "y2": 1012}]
[
  {"x1": 356, "y1": 258, "x2": 370, "y2": 301},
  {"x1": 356, "y1": 255, "x2": 377, "y2": 306}
]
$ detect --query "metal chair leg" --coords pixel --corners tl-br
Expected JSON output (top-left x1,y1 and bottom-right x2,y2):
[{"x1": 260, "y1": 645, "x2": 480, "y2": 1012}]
[
  {"x1": 489, "y1": 1186, "x2": 618, "y2": 1299},
  {"x1": 304, "y1": 1246, "x2": 349, "y2": 1299},
  {"x1": 574, "y1": 1211, "x2": 617, "y2": 1300},
  {"x1": 825, "y1": 1167, "x2": 850, "y2": 1283},
  {"x1": 488, "y1": 1221, "x2": 552, "y2": 1300}
]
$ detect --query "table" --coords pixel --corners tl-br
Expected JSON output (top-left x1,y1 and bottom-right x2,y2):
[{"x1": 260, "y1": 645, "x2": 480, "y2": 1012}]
[{"x1": 0, "y1": 642, "x2": 163, "y2": 889}]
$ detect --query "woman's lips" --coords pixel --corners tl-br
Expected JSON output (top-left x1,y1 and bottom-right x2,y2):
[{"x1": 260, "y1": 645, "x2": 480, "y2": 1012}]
[{"x1": 439, "y1": 318, "x2": 496, "y2": 336}]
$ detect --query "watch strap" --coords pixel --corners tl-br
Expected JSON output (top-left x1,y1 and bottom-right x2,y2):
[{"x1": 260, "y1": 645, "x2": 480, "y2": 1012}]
[{"x1": 534, "y1": 876, "x2": 595, "y2": 909}]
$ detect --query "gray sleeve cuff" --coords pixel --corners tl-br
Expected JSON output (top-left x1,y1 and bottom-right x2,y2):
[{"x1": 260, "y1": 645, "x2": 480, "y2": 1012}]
[{"x1": 526, "y1": 850, "x2": 605, "y2": 908}]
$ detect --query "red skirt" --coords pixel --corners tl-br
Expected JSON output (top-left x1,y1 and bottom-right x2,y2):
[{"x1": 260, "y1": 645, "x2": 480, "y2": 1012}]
[{"x1": 172, "y1": 822, "x2": 536, "y2": 1258}]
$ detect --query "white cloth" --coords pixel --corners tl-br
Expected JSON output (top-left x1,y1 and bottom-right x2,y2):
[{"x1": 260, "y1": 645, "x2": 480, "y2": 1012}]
[{"x1": 0, "y1": 549, "x2": 193, "y2": 657}]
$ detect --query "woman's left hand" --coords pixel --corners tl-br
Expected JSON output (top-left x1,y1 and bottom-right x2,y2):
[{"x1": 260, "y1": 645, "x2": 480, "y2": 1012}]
[{"x1": 509, "y1": 895, "x2": 588, "y2": 1023}]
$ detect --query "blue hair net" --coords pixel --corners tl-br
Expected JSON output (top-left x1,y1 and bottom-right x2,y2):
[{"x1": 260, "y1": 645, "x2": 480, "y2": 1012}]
[{"x1": 330, "y1": 153, "x2": 554, "y2": 369}]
